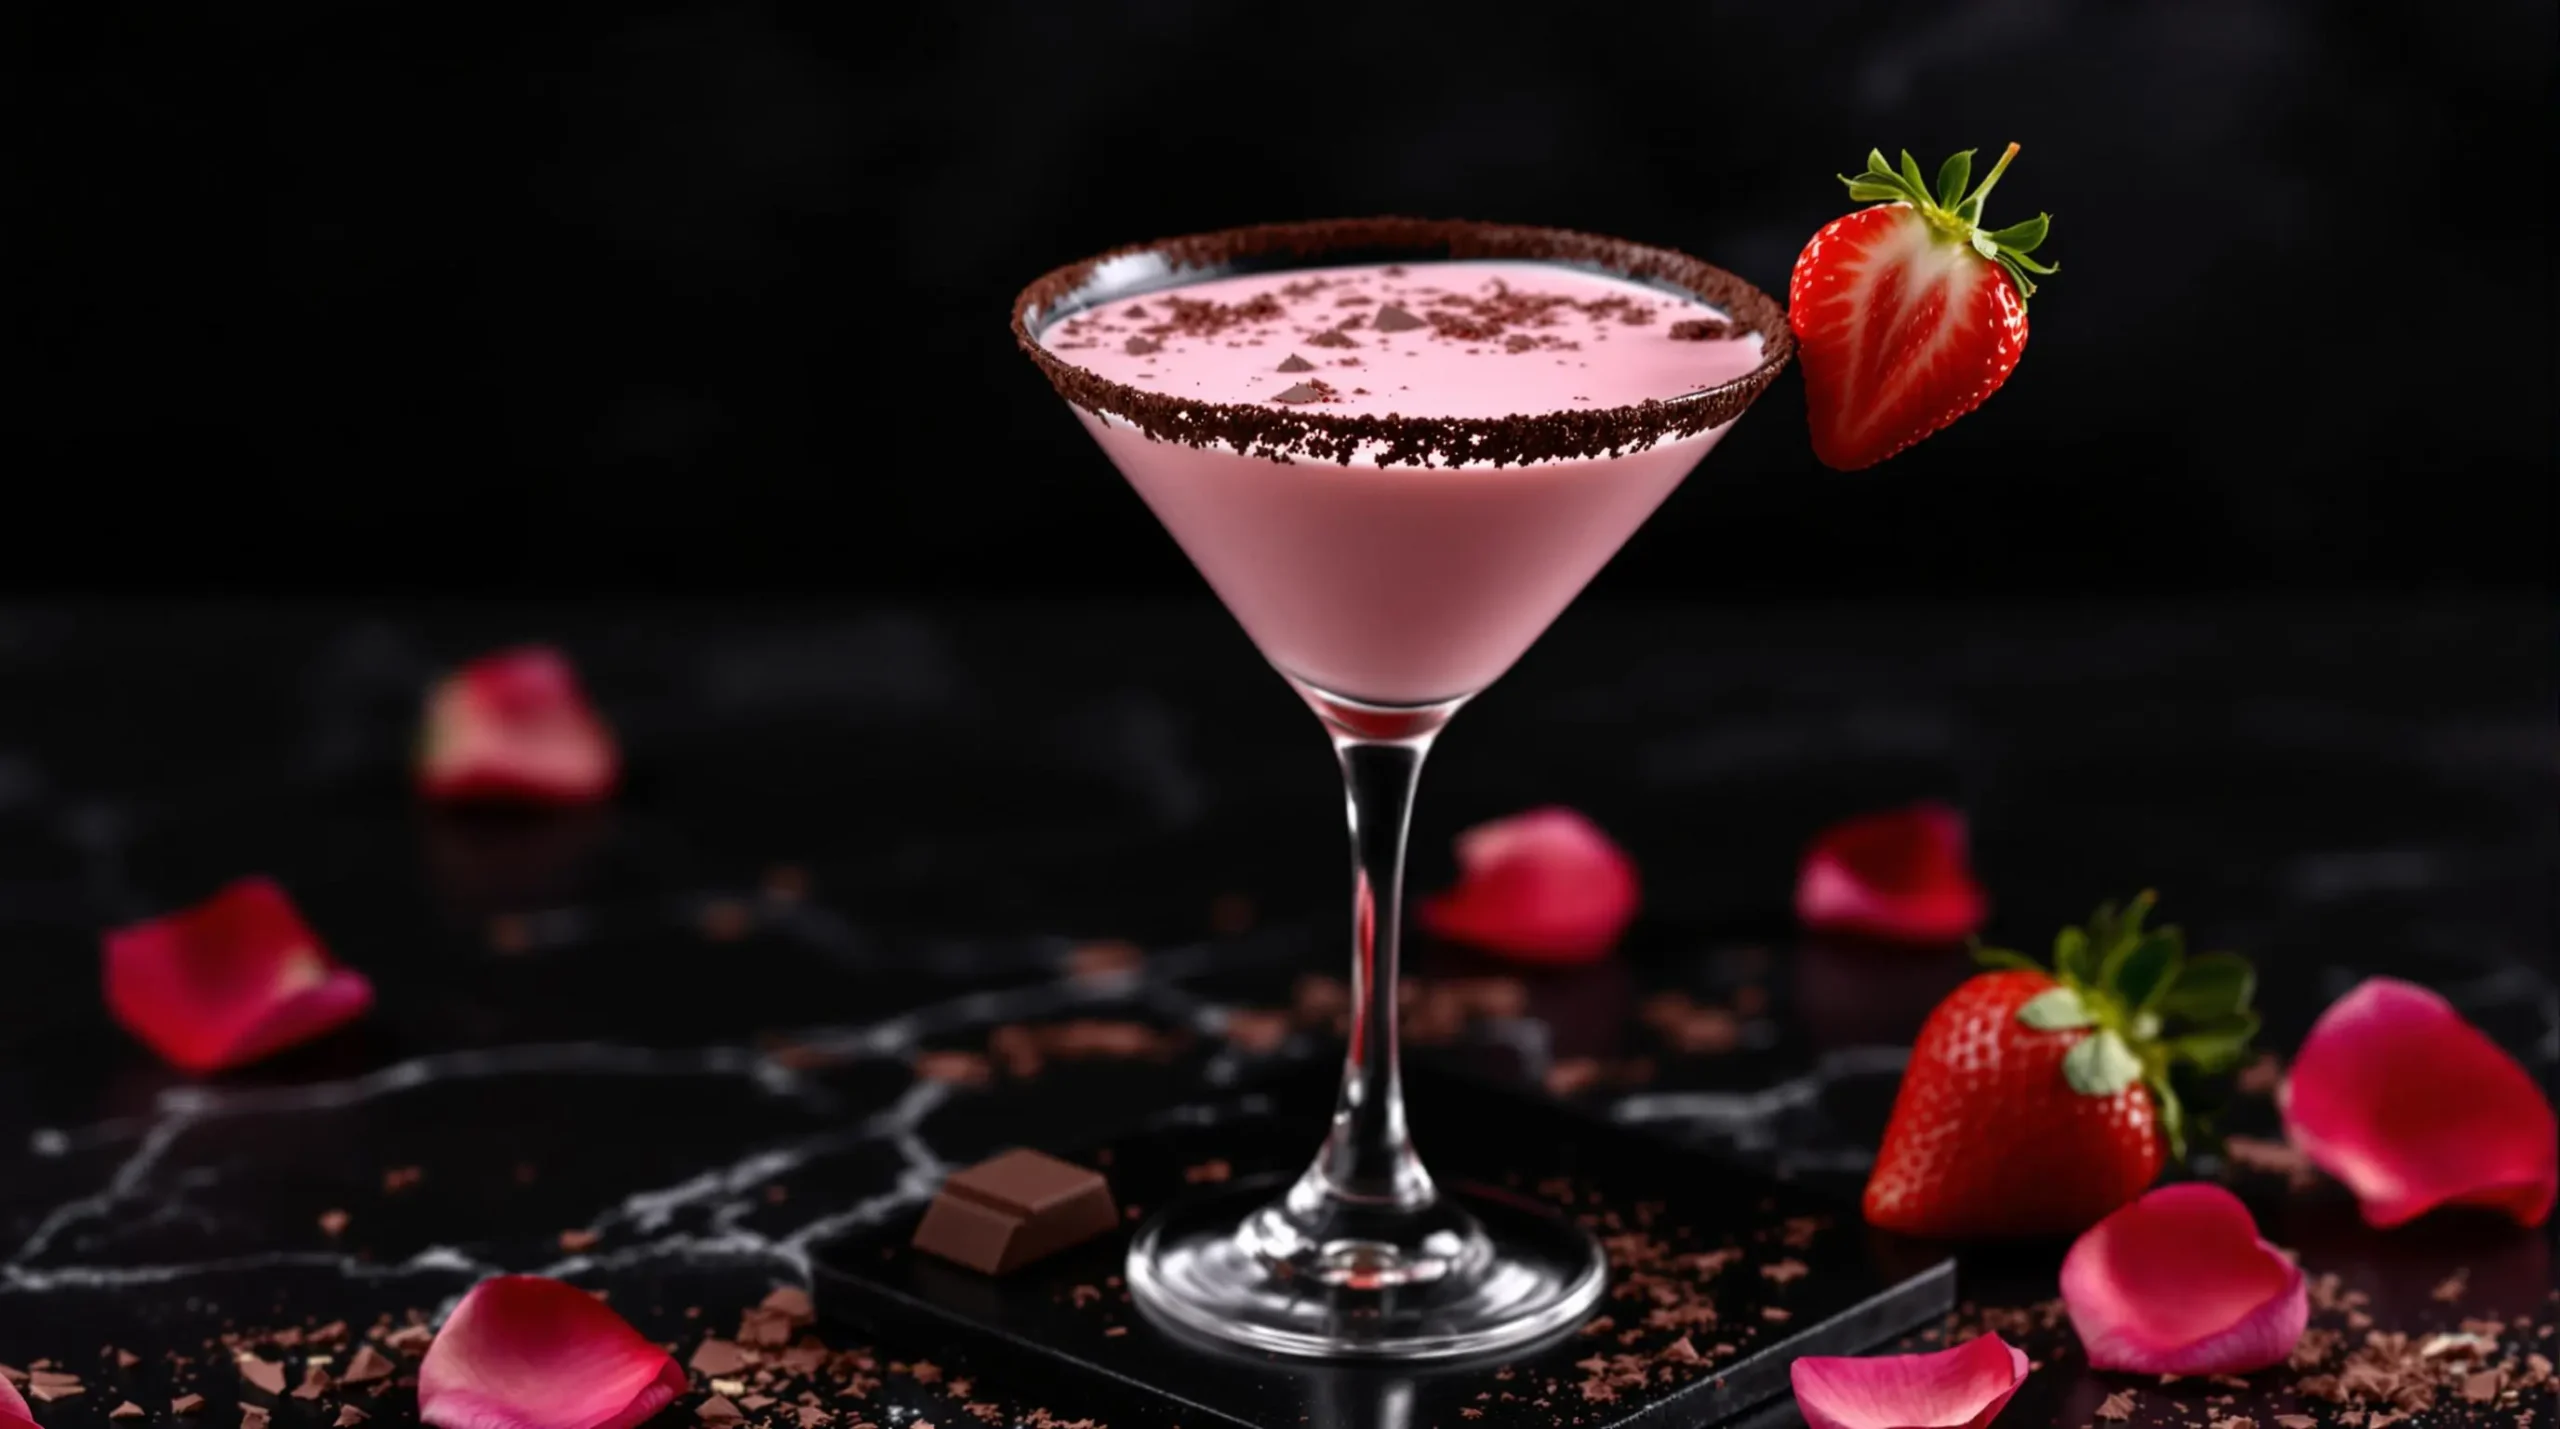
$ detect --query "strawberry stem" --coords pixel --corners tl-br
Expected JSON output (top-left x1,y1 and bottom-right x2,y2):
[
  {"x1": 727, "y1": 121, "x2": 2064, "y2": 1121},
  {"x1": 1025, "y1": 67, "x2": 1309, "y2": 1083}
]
[{"x1": 1957, "y1": 142, "x2": 2022, "y2": 223}]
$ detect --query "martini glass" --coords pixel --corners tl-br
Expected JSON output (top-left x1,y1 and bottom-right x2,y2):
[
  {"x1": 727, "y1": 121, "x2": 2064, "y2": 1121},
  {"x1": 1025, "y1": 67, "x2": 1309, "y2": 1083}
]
[{"x1": 1013, "y1": 219, "x2": 1792, "y2": 1361}]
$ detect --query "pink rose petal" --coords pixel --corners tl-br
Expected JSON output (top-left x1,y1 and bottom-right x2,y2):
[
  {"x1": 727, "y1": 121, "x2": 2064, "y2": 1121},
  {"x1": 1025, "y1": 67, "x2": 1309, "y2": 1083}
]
[
  {"x1": 2061, "y1": 1183, "x2": 2308, "y2": 1374},
  {"x1": 1795, "y1": 803, "x2": 1987, "y2": 945},
  {"x1": 419, "y1": 1276, "x2": 685, "y2": 1429},
  {"x1": 420, "y1": 646, "x2": 620, "y2": 805},
  {"x1": 2280, "y1": 977, "x2": 2556, "y2": 1228},
  {"x1": 1789, "y1": 1331, "x2": 2029, "y2": 1429},
  {"x1": 103, "y1": 877, "x2": 375, "y2": 1074},
  {"x1": 1418, "y1": 807, "x2": 1639, "y2": 964},
  {"x1": 0, "y1": 1374, "x2": 35, "y2": 1429}
]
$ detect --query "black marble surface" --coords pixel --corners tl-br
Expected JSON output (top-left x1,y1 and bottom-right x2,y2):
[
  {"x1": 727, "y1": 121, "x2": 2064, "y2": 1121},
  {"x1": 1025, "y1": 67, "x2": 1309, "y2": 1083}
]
[{"x1": 0, "y1": 599, "x2": 2550, "y2": 1428}]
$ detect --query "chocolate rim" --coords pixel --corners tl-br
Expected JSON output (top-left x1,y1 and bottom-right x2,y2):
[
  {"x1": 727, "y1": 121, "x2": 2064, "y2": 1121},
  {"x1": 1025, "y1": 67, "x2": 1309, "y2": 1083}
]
[{"x1": 1012, "y1": 217, "x2": 1795, "y2": 468}]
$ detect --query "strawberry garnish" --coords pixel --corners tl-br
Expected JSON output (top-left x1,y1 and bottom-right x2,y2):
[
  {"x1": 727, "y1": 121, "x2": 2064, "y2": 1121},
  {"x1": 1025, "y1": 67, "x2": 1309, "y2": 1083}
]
[
  {"x1": 1789, "y1": 143, "x2": 2056, "y2": 471},
  {"x1": 1863, "y1": 892, "x2": 2258, "y2": 1240}
]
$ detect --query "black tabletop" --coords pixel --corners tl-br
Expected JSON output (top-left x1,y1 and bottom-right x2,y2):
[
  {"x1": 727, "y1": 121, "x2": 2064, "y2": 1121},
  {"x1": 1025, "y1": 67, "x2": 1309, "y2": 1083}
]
[{"x1": 0, "y1": 598, "x2": 2549, "y2": 1428}]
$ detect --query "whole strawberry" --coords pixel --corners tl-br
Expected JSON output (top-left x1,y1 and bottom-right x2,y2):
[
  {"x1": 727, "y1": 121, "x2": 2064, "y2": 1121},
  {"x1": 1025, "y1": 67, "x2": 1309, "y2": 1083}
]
[
  {"x1": 1789, "y1": 143, "x2": 2056, "y2": 471},
  {"x1": 1863, "y1": 893, "x2": 2257, "y2": 1240}
]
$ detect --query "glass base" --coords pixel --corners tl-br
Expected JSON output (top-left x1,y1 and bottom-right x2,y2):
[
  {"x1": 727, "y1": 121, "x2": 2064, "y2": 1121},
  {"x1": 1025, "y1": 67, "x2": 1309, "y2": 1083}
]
[{"x1": 1126, "y1": 1172, "x2": 1608, "y2": 1361}]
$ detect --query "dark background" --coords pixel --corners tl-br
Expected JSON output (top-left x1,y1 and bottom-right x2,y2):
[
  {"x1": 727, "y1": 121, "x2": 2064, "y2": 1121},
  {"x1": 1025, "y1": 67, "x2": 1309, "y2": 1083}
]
[{"x1": 16, "y1": 1, "x2": 2554, "y2": 597}]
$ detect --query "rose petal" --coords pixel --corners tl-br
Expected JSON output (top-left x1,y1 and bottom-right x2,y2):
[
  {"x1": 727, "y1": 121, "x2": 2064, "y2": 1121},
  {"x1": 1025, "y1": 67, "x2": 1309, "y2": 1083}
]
[
  {"x1": 419, "y1": 1276, "x2": 685, "y2": 1429},
  {"x1": 2061, "y1": 1183, "x2": 2308, "y2": 1374},
  {"x1": 103, "y1": 877, "x2": 375, "y2": 1074},
  {"x1": 2279, "y1": 977, "x2": 2556, "y2": 1228},
  {"x1": 1795, "y1": 803, "x2": 1987, "y2": 945},
  {"x1": 420, "y1": 647, "x2": 619, "y2": 805},
  {"x1": 1418, "y1": 807, "x2": 1639, "y2": 963},
  {"x1": 1789, "y1": 1332, "x2": 2030, "y2": 1429},
  {"x1": 0, "y1": 1374, "x2": 35, "y2": 1429}
]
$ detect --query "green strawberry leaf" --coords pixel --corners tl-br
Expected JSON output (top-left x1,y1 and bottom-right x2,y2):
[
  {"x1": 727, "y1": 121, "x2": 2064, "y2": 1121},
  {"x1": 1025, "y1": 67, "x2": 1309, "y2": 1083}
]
[
  {"x1": 2159, "y1": 952, "x2": 2255, "y2": 1020},
  {"x1": 1971, "y1": 941, "x2": 2043, "y2": 973},
  {"x1": 2166, "y1": 1011, "x2": 2262, "y2": 1072},
  {"x1": 1982, "y1": 214, "x2": 2050, "y2": 252},
  {"x1": 1898, "y1": 150, "x2": 1930, "y2": 195},
  {"x1": 1935, "y1": 149, "x2": 1975, "y2": 208},
  {"x1": 2063, "y1": 1028, "x2": 2144, "y2": 1096},
  {"x1": 2053, "y1": 925, "x2": 2097, "y2": 986},
  {"x1": 2017, "y1": 987, "x2": 2095, "y2": 1030},
  {"x1": 2107, "y1": 930, "x2": 2184, "y2": 1011},
  {"x1": 2152, "y1": 1075, "x2": 2189, "y2": 1160}
]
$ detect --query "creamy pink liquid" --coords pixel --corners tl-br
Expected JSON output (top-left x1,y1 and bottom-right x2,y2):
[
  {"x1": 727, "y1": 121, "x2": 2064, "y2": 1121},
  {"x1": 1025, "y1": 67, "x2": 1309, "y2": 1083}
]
[{"x1": 1045, "y1": 261, "x2": 1762, "y2": 704}]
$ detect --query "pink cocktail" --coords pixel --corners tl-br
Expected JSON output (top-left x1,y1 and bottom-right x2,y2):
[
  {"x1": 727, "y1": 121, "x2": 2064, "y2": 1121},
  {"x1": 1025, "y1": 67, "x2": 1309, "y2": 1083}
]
[{"x1": 1014, "y1": 220, "x2": 1791, "y2": 1360}]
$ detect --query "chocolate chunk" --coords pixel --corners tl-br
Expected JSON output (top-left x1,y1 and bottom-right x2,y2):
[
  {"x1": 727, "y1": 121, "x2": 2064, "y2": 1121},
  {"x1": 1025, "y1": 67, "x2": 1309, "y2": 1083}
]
[
  {"x1": 337, "y1": 1346, "x2": 395, "y2": 1386},
  {"x1": 171, "y1": 1396, "x2": 207, "y2": 1415},
  {"x1": 760, "y1": 1285, "x2": 816, "y2": 1323},
  {"x1": 699, "y1": 1397, "x2": 746, "y2": 1426},
  {"x1": 1122, "y1": 336, "x2": 1162, "y2": 356},
  {"x1": 291, "y1": 1365, "x2": 332, "y2": 1400},
  {"x1": 334, "y1": 1410, "x2": 370, "y2": 1428},
  {"x1": 238, "y1": 1358, "x2": 287, "y2": 1395},
  {"x1": 911, "y1": 1149, "x2": 1118, "y2": 1275},
  {"x1": 111, "y1": 1403, "x2": 147, "y2": 1420},
  {"x1": 1370, "y1": 304, "x2": 1427, "y2": 332},
  {"x1": 1276, "y1": 354, "x2": 1316, "y2": 373},
  {"x1": 1306, "y1": 329, "x2": 1358, "y2": 349},
  {"x1": 689, "y1": 1339, "x2": 752, "y2": 1377},
  {"x1": 317, "y1": 1209, "x2": 349, "y2": 1238},
  {"x1": 1272, "y1": 383, "x2": 1329, "y2": 404}
]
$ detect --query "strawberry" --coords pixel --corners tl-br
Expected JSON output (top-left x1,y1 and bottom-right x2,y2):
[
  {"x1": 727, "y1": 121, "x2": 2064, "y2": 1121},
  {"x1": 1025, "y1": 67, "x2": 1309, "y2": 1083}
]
[
  {"x1": 1789, "y1": 142, "x2": 2056, "y2": 471},
  {"x1": 1863, "y1": 892, "x2": 2258, "y2": 1240}
]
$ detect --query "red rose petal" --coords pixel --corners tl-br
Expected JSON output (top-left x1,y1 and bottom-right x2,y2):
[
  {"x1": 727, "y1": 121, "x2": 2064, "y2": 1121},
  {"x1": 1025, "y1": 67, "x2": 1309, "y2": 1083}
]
[
  {"x1": 419, "y1": 647, "x2": 619, "y2": 805},
  {"x1": 1789, "y1": 1332, "x2": 2029, "y2": 1429},
  {"x1": 0, "y1": 1374, "x2": 36, "y2": 1429},
  {"x1": 419, "y1": 1276, "x2": 685, "y2": 1429},
  {"x1": 2279, "y1": 977, "x2": 2556, "y2": 1228},
  {"x1": 1794, "y1": 802, "x2": 1987, "y2": 945},
  {"x1": 1418, "y1": 807, "x2": 1639, "y2": 964},
  {"x1": 103, "y1": 877, "x2": 375, "y2": 1074},
  {"x1": 2061, "y1": 1183, "x2": 2308, "y2": 1374}
]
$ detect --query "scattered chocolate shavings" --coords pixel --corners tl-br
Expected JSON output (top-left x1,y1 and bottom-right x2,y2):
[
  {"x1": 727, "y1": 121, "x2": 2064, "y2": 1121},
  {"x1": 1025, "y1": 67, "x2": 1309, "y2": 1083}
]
[
  {"x1": 1760, "y1": 1306, "x2": 1791, "y2": 1323},
  {"x1": 1065, "y1": 941, "x2": 1142, "y2": 980},
  {"x1": 171, "y1": 1394, "x2": 207, "y2": 1415},
  {"x1": 2432, "y1": 1269, "x2": 2469, "y2": 1302},
  {"x1": 741, "y1": 1395, "x2": 778, "y2": 1411},
  {"x1": 1272, "y1": 382, "x2": 1334, "y2": 405},
  {"x1": 337, "y1": 1345, "x2": 394, "y2": 1385},
  {"x1": 1221, "y1": 1008, "x2": 1290, "y2": 1052},
  {"x1": 114, "y1": 1348, "x2": 141, "y2": 1368},
  {"x1": 1369, "y1": 304, "x2": 1427, "y2": 333},
  {"x1": 1759, "y1": 1259, "x2": 1809, "y2": 1284},
  {"x1": 690, "y1": 1339, "x2": 752, "y2": 1377},
  {"x1": 238, "y1": 1358, "x2": 287, "y2": 1395},
  {"x1": 383, "y1": 1324, "x2": 433, "y2": 1356},
  {"x1": 1667, "y1": 317, "x2": 1735, "y2": 340},
  {"x1": 381, "y1": 1166, "x2": 422, "y2": 1194},
  {"x1": 915, "y1": 1051, "x2": 992, "y2": 1085},
  {"x1": 1122, "y1": 336, "x2": 1161, "y2": 356},
  {"x1": 1305, "y1": 329, "x2": 1358, "y2": 349},
  {"x1": 334, "y1": 1409, "x2": 369, "y2": 1428},
  {"x1": 1121, "y1": 303, "x2": 1148, "y2": 319},
  {"x1": 2094, "y1": 1389, "x2": 2137, "y2": 1421},
  {"x1": 1102, "y1": 1326, "x2": 1126, "y2": 1338},
  {"x1": 1660, "y1": 1336, "x2": 1702, "y2": 1364},
  {"x1": 1183, "y1": 1159, "x2": 1232, "y2": 1184},
  {"x1": 110, "y1": 1402, "x2": 147, "y2": 1420},
  {"x1": 739, "y1": 1308, "x2": 795, "y2": 1347},
  {"x1": 558, "y1": 1228, "x2": 602, "y2": 1252},
  {"x1": 292, "y1": 1364, "x2": 332, "y2": 1400},
  {"x1": 1780, "y1": 1216, "x2": 1826, "y2": 1249},
  {"x1": 699, "y1": 1396, "x2": 746, "y2": 1425},
  {"x1": 1275, "y1": 354, "x2": 1316, "y2": 373},
  {"x1": 2223, "y1": 1135, "x2": 2321, "y2": 1190},
  {"x1": 29, "y1": 1378, "x2": 83, "y2": 1404},
  {"x1": 317, "y1": 1209, "x2": 350, "y2": 1237},
  {"x1": 241, "y1": 1408, "x2": 269, "y2": 1429},
  {"x1": 2273, "y1": 1417, "x2": 2317, "y2": 1429},
  {"x1": 762, "y1": 1286, "x2": 816, "y2": 1323},
  {"x1": 2208, "y1": 1416, "x2": 2255, "y2": 1429},
  {"x1": 2462, "y1": 1369, "x2": 2503, "y2": 1401}
]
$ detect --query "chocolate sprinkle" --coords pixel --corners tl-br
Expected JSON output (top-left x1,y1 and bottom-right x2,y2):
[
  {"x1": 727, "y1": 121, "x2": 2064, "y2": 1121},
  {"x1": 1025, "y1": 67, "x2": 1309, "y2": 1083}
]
[
  {"x1": 1014, "y1": 218, "x2": 1791, "y2": 468},
  {"x1": 1275, "y1": 354, "x2": 1315, "y2": 373}
]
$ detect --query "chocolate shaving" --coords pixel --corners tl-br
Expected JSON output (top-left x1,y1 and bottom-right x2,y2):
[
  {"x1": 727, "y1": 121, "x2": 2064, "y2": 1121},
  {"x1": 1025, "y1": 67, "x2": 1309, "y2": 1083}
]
[
  {"x1": 1667, "y1": 317, "x2": 1734, "y2": 341},
  {"x1": 1016, "y1": 219, "x2": 1789, "y2": 468},
  {"x1": 172, "y1": 1395, "x2": 207, "y2": 1415},
  {"x1": 1305, "y1": 329, "x2": 1358, "y2": 349},
  {"x1": 1275, "y1": 354, "x2": 1316, "y2": 373},
  {"x1": 111, "y1": 1403, "x2": 147, "y2": 1420},
  {"x1": 1122, "y1": 336, "x2": 1161, "y2": 356},
  {"x1": 335, "y1": 1410, "x2": 370, "y2": 1428},
  {"x1": 1370, "y1": 303, "x2": 1427, "y2": 332},
  {"x1": 238, "y1": 1358, "x2": 287, "y2": 1395},
  {"x1": 1272, "y1": 382, "x2": 1332, "y2": 405},
  {"x1": 338, "y1": 1346, "x2": 394, "y2": 1386}
]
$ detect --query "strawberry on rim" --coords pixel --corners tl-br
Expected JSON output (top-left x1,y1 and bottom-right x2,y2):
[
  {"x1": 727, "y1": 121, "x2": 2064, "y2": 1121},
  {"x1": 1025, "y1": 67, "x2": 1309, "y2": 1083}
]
[{"x1": 1790, "y1": 142, "x2": 2057, "y2": 471}]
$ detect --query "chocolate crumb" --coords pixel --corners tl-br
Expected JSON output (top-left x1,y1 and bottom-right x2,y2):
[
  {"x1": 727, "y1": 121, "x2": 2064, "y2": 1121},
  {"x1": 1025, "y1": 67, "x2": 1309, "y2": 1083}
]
[
  {"x1": 2094, "y1": 1390, "x2": 2136, "y2": 1421},
  {"x1": 110, "y1": 1404, "x2": 146, "y2": 1421},
  {"x1": 699, "y1": 1397, "x2": 745, "y2": 1426},
  {"x1": 2462, "y1": 1369, "x2": 2502, "y2": 1401},
  {"x1": 1103, "y1": 1327, "x2": 1127, "y2": 1338},
  {"x1": 1667, "y1": 318, "x2": 1734, "y2": 341},
  {"x1": 558, "y1": 1228, "x2": 601, "y2": 1253},
  {"x1": 1760, "y1": 1258, "x2": 1809, "y2": 1284},
  {"x1": 114, "y1": 1349, "x2": 141, "y2": 1368},
  {"x1": 291, "y1": 1365, "x2": 331, "y2": 1400},
  {"x1": 2433, "y1": 1269, "x2": 2469, "y2": 1302},
  {"x1": 1272, "y1": 382, "x2": 1334, "y2": 405},
  {"x1": 1760, "y1": 1307, "x2": 1791, "y2": 1323},
  {"x1": 318, "y1": 1209, "x2": 350, "y2": 1238},
  {"x1": 1306, "y1": 329, "x2": 1359, "y2": 349},
  {"x1": 383, "y1": 1325, "x2": 434, "y2": 1355},
  {"x1": 338, "y1": 1346, "x2": 394, "y2": 1386},
  {"x1": 1370, "y1": 304, "x2": 1427, "y2": 333},
  {"x1": 335, "y1": 1410, "x2": 369, "y2": 1428},
  {"x1": 241, "y1": 1410, "x2": 269, "y2": 1429},
  {"x1": 1276, "y1": 354, "x2": 1316, "y2": 373},
  {"x1": 1123, "y1": 337, "x2": 1161, "y2": 357},
  {"x1": 172, "y1": 1396, "x2": 207, "y2": 1415},
  {"x1": 2273, "y1": 1417, "x2": 2317, "y2": 1429},
  {"x1": 1660, "y1": 1336, "x2": 1702, "y2": 1364},
  {"x1": 690, "y1": 1340, "x2": 752, "y2": 1377}
]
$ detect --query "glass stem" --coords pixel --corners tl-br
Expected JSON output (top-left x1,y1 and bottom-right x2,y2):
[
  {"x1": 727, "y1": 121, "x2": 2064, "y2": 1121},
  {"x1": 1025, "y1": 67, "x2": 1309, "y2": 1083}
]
[{"x1": 1297, "y1": 701, "x2": 1453, "y2": 1212}]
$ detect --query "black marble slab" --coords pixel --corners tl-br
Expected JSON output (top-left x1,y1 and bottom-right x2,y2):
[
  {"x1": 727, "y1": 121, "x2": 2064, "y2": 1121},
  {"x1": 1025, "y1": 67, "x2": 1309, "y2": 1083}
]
[{"x1": 0, "y1": 599, "x2": 2549, "y2": 1429}]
